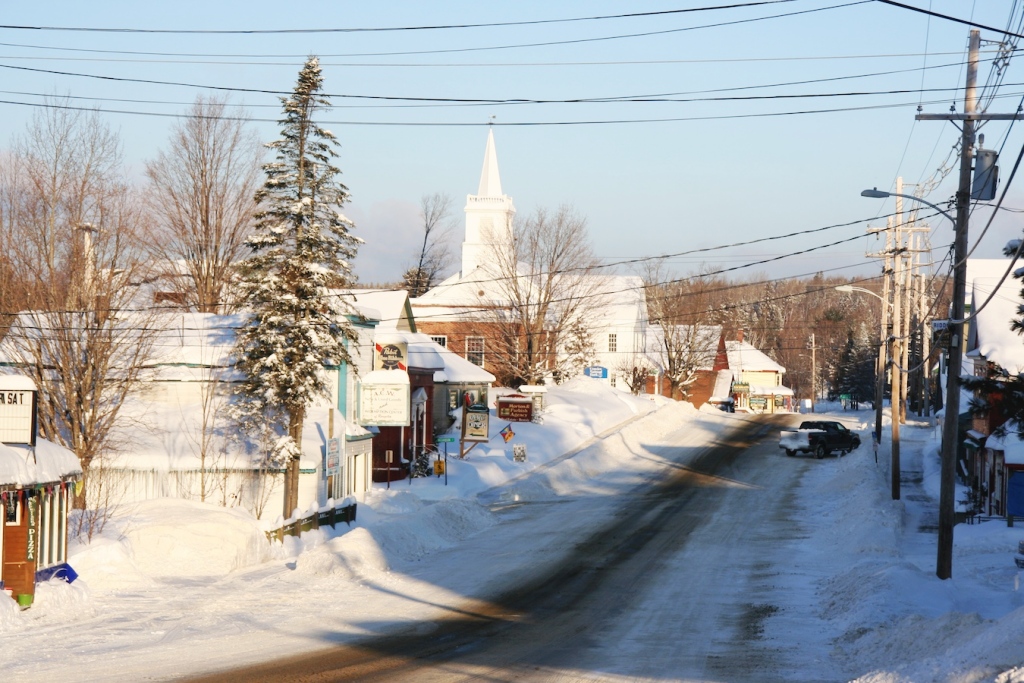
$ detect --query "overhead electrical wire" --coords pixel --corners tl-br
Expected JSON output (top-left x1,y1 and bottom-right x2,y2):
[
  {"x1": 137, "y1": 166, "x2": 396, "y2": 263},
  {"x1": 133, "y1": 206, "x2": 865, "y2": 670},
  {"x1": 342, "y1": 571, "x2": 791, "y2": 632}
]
[
  {"x1": 5, "y1": 90, "x2": 1024, "y2": 127},
  {"x1": 0, "y1": 44, "x2": 1003, "y2": 64},
  {"x1": 0, "y1": 1, "x2": 799, "y2": 35},
  {"x1": 0, "y1": 3, "x2": 869, "y2": 62},
  {"x1": 0, "y1": 210, "x2": 896, "y2": 333},
  {"x1": 0, "y1": 263, "x2": 889, "y2": 344},
  {"x1": 876, "y1": 0, "x2": 1024, "y2": 42}
]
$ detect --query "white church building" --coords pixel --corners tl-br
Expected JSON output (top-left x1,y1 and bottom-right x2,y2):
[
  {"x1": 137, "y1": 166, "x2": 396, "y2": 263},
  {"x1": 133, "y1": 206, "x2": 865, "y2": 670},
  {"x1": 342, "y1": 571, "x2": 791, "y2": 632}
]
[{"x1": 410, "y1": 130, "x2": 647, "y2": 389}]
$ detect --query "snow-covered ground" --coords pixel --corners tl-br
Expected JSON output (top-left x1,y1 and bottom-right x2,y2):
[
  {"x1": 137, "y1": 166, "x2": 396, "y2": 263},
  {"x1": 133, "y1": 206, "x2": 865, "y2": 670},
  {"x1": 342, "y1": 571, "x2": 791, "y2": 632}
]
[{"x1": 1, "y1": 379, "x2": 1023, "y2": 682}]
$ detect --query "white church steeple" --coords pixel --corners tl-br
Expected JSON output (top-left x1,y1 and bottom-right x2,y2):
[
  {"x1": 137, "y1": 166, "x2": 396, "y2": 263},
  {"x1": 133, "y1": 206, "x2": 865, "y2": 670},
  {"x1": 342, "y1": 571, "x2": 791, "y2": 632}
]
[{"x1": 462, "y1": 129, "x2": 515, "y2": 276}]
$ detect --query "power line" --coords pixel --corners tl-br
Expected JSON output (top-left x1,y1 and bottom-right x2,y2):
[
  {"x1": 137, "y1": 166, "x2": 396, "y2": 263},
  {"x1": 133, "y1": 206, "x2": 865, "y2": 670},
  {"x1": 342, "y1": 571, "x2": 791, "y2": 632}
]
[{"x1": 0, "y1": 2, "x2": 799, "y2": 35}]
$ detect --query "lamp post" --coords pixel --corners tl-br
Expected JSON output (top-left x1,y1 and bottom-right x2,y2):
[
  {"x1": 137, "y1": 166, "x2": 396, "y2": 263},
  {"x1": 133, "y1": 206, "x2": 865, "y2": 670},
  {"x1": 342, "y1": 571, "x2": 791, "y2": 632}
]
[
  {"x1": 835, "y1": 284, "x2": 888, "y2": 445},
  {"x1": 862, "y1": 186, "x2": 960, "y2": 578}
]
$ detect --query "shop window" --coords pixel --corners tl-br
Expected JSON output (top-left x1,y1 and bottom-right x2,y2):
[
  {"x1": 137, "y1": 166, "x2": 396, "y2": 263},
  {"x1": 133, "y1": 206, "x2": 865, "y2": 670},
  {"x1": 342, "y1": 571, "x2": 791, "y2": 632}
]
[{"x1": 4, "y1": 492, "x2": 20, "y2": 525}]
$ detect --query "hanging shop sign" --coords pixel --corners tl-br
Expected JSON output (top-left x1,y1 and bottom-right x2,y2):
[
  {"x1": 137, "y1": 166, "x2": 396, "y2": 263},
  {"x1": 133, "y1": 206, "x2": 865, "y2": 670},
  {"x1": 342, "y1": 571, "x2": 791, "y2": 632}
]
[{"x1": 463, "y1": 404, "x2": 490, "y2": 443}]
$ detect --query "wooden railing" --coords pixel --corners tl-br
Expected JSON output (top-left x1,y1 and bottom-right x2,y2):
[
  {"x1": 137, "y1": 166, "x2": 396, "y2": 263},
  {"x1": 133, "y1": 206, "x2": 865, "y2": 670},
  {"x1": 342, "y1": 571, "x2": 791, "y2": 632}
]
[{"x1": 266, "y1": 501, "x2": 357, "y2": 543}]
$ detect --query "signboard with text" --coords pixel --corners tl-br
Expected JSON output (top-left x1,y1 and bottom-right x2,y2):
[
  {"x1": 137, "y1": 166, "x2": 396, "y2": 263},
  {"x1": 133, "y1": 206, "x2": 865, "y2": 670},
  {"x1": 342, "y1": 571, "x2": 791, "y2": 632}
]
[
  {"x1": 463, "y1": 404, "x2": 490, "y2": 442},
  {"x1": 585, "y1": 366, "x2": 609, "y2": 379},
  {"x1": 496, "y1": 395, "x2": 534, "y2": 422},
  {"x1": 358, "y1": 371, "x2": 411, "y2": 427},
  {"x1": 0, "y1": 378, "x2": 37, "y2": 446},
  {"x1": 325, "y1": 437, "x2": 341, "y2": 477}
]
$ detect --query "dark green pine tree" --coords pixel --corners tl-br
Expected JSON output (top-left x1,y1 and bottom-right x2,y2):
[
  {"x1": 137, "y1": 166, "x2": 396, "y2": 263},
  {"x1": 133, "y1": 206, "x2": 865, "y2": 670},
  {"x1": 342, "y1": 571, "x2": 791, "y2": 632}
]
[
  {"x1": 232, "y1": 56, "x2": 360, "y2": 518},
  {"x1": 836, "y1": 328, "x2": 876, "y2": 406}
]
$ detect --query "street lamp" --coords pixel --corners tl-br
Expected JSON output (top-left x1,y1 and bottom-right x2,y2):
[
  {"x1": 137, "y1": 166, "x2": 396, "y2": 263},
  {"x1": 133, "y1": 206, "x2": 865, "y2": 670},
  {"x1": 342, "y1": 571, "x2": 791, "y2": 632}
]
[
  {"x1": 862, "y1": 185, "x2": 960, "y2": 579},
  {"x1": 835, "y1": 285, "x2": 888, "y2": 451},
  {"x1": 861, "y1": 188, "x2": 956, "y2": 225}
]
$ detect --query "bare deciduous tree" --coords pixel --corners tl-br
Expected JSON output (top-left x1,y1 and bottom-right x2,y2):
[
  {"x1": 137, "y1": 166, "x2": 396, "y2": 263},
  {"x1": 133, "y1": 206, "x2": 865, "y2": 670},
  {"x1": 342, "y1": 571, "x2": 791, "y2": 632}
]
[
  {"x1": 642, "y1": 261, "x2": 720, "y2": 400},
  {"x1": 402, "y1": 192, "x2": 456, "y2": 297},
  {"x1": 145, "y1": 96, "x2": 263, "y2": 313},
  {"x1": 0, "y1": 101, "x2": 158, "y2": 510},
  {"x1": 484, "y1": 205, "x2": 603, "y2": 386},
  {"x1": 615, "y1": 353, "x2": 652, "y2": 395}
]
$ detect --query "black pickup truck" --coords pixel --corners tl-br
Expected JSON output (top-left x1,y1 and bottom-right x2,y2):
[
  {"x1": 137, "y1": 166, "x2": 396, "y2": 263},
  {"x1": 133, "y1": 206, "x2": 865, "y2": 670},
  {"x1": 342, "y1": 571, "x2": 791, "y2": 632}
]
[{"x1": 778, "y1": 420, "x2": 861, "y2": 458}]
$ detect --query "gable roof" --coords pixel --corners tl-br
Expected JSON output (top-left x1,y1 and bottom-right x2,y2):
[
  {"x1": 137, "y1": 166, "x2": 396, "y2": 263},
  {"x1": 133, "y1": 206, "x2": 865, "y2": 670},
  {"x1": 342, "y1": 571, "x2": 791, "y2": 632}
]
[
  {"x1": 347, "y1": 289, "x2": 415, "y2": 332},
  {"x1": 726, "y1": 340, "x2": 786, "y2": 374}
]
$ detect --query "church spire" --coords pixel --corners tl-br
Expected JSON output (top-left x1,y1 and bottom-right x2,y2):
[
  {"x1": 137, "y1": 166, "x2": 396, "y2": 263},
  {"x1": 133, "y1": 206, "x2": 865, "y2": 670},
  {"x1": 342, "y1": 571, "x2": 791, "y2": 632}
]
[
  {"x1": 461, "y1": 129, "x2": 515, "y2": 276},
  {"x1": 477, "y1": 128, "x2": 503, "y2": 197}
]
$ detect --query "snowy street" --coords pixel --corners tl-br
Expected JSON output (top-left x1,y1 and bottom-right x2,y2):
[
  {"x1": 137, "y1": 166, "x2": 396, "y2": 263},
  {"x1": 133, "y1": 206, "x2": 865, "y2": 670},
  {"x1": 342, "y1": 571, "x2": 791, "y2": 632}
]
[
  {"x1": 188, "y1": 413, "x2": 823, "y2": 681},
  {"x1": 3, "y1": 384, "x2": 1024, "y2": 682}
]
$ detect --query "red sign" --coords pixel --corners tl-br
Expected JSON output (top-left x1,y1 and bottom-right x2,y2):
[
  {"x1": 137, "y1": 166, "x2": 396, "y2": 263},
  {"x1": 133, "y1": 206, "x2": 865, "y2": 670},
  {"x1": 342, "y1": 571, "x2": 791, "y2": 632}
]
[{"x1": 497, "y1": 396, "x2": 533, "y2": 422}]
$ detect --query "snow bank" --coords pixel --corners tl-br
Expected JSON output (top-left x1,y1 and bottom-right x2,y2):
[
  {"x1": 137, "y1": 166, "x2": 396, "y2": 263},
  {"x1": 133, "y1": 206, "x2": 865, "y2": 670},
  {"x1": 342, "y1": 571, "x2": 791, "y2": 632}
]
[{"x1": 72, "y1": 499, "x2": 273, "y2": 584}]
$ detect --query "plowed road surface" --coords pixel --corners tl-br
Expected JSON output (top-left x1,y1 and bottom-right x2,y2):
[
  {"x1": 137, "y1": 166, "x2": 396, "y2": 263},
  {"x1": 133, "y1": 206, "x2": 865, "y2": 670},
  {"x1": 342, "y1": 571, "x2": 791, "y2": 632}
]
[{"x1": 187, "y1": 413, "x2": 843, "y2": 682}]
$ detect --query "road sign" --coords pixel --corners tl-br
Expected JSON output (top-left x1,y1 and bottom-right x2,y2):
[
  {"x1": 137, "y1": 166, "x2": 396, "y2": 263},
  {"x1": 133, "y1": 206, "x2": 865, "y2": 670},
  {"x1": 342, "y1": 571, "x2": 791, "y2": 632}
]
[{"x1": 436, "y1": 436, "x2": 456, "y2": 443}]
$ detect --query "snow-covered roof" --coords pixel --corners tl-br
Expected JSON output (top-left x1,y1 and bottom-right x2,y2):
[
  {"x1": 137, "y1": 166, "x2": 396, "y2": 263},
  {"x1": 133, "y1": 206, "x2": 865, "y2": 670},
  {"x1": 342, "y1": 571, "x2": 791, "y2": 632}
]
[
  {"x1": 708, "y1": 369, "x2": 734, "y2": 402},
  {"x1": 0, "y1": 439, "x2": 82, "y2": 486},
  {"x1": 965, "y1": 259, "x2": 1013, "y2": 306},
  {"x1": 725, "y1": 340, "x2": 786, "y2": 374},
  {"x1": 411, "y1": 269, "x2": 646, "y2": 330},
  {"x1": 147, "y1": 312, "x2": 243, "y2": 370},
  {"x1": 370, "y1": 331, "x2": 493, "y2": 384},
  {"x1": 750, "y1": 384, "x2": 794, "y2": 396},
  {"x1": 966, "y1": 274, "x2": 1024, "y2": 373},
  {"x1": 346, "y1": 289, "x2": 414, "y2": 332},
  {"x1": 643, "y1": 325, "x2": 721, "y2": 372},
  {"x1": 0, "y1": 374, "x2": 36, "y2": 391},
  {"x1": 985, "y1": 423, "x2": 1024, "y2": 465}
]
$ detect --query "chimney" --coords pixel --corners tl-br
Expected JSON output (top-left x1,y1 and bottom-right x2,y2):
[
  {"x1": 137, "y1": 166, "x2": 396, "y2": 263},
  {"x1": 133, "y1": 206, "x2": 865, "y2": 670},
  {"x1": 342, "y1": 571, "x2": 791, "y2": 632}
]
[{"x1": 737, "y1": 329, "x2": 744, "y2": 343}]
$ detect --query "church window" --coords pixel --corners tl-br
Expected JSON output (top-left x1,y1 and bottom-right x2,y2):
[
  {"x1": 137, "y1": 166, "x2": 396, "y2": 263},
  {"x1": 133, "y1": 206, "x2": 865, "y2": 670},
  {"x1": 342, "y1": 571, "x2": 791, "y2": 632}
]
[{"x1": 607, "y1": 333, "x2": 617, "y2": 353}]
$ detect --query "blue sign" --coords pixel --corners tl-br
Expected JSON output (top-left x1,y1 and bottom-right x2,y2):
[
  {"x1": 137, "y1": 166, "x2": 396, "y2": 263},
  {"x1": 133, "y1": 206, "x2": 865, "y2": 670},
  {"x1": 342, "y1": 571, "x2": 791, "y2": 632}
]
[{"x1": 586, "y1": 366, "x2": 609, "y2": 379}]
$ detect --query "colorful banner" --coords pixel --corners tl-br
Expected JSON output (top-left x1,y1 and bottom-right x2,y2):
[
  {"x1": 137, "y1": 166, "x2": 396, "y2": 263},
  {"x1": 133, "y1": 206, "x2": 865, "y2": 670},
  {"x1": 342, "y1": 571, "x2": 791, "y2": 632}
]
[{"x1": 500, "y1": 424, "x2": 515, "y2": 443}]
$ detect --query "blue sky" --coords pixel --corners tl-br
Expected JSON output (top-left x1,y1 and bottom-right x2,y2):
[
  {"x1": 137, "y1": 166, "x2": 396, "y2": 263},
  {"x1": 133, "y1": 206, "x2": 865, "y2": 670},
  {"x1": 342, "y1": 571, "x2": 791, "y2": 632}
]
[{"x1": 0, "y1": 1, "x2": 1021, "y2": 286}]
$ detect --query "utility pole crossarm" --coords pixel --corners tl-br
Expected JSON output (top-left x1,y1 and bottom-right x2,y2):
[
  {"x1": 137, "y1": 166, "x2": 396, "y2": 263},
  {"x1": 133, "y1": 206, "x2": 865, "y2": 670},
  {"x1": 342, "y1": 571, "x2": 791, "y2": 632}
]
[{"x1": 916, "y1": 113, "x2": 1024, "y2": 121}]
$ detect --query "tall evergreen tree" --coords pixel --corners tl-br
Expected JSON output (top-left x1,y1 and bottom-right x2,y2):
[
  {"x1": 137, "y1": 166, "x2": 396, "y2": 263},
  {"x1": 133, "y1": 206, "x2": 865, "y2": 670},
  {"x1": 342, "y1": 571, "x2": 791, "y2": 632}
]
[{"x1": 232, "y1": 57, "x2": 360, "y2": 518}]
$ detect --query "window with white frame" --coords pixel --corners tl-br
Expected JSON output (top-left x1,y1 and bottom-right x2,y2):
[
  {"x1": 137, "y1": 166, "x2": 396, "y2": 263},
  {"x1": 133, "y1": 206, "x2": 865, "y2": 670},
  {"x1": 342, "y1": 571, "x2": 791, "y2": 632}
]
[
  {"x1": 466, "y1": 336, "x2": 485, "y2": 366},
  {"x1": 430, "y1": 335, "x2": 447, "y2": 348},
  {"x1": 608, "y1": 333, "x2": 617, "y2": 353},
  {"x1": 4, "y1": 491, "x2": 20, "y2": 525}
]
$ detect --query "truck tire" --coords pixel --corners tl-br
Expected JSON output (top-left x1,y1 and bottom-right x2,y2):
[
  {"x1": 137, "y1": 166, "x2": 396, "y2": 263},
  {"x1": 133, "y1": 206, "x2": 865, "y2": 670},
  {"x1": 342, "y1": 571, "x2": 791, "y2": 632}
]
[
  {"x1": 785, "y1": 449, "x2": 795, "y2": 457},
  {"x1": 814, "y1": 443, "x2": 827, "y2": 459}
]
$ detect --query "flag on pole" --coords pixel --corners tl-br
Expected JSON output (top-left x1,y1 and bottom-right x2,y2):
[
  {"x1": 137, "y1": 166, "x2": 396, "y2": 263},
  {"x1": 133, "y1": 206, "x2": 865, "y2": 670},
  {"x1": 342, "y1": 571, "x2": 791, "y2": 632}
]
[{"x1": 500, "y1": 424, "x2": 515, "y2": 443}]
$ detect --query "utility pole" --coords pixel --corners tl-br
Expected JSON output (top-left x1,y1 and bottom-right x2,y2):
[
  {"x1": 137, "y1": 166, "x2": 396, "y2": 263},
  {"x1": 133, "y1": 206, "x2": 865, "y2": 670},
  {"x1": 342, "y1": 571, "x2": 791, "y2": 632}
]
[
  {"x1": 918, "y1": 29, "x2": 980, "y2": 580},
  {"x1": 867, "y1": 220, "x2": 895, "y2": 447},
  {"x1": 809, "y1": 333, "x2": 816, "y2": 412},
  {"x1": 890, "y1": 203, "x2": 903, "y2": 500},
  {"x1": 937, "y1": 29, "x2": 977, "y2": 580}
]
